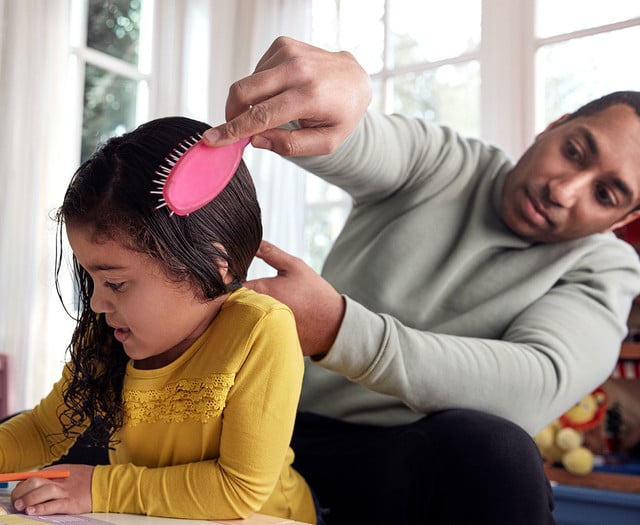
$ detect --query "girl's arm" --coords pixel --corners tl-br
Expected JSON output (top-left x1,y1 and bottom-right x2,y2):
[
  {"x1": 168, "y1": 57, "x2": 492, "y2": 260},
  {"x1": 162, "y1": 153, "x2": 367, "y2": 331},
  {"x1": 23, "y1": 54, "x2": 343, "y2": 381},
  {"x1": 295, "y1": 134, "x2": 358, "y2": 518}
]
[
  {"x1": 1, "y1": 366, "x2": 94, "y2": 516},
  {"x1": 0, "y1": 366, "x2": 79, "y2": 471}
]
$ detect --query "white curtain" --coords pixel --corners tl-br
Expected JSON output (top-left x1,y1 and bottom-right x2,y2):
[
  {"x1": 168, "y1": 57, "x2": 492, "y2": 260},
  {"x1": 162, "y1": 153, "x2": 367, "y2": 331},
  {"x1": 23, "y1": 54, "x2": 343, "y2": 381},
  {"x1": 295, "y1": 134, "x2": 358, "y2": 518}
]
[
  {"x1": 0, "y1": 0, "x2": 76, "y2": 413},
  {"x1": 0, "y1": 0, "x2": 312, "y2": 412}
]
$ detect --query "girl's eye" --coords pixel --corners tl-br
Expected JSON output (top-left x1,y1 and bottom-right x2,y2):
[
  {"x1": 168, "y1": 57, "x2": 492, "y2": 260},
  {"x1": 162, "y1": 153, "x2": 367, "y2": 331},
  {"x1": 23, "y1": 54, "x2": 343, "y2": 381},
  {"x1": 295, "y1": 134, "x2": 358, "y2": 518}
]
[{"x1": 105, "y1": 281, "x2": 125, "y2": 291}]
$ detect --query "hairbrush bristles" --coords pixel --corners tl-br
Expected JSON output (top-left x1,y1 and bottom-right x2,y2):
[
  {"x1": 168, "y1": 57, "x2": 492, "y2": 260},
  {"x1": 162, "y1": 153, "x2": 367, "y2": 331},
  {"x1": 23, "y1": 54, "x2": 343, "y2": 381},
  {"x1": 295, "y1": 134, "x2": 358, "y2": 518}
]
[
  {"x1": 151, "y1": 134, "x2": 202, "y2": 213},
  {"x1": 152, "y1": 135, "x2": 250, "y2": 216}
]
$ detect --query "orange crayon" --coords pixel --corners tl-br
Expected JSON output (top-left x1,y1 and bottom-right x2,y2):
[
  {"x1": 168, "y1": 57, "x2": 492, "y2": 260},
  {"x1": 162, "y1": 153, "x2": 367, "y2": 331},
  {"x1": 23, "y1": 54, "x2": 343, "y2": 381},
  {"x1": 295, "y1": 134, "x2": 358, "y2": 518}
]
[{"x1": 0, "y1": 470, "x2": 70, "y2": 482}]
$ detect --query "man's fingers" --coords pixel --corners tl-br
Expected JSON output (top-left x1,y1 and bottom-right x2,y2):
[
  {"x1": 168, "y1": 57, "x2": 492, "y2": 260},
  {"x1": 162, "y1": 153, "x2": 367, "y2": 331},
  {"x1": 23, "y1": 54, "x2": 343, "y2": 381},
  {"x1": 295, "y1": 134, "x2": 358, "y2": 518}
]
[
  {"x1": 203, "y1": 62, "x2": 328, "y2": 151},
  {"x1": 203, "y1": 125, "x2": 341, "y2": 157},
  {"x1": 224, "y1": 66, "x2": 293, "y2": 122},
  {"x1": 255, "y1": 240, "x2": 300, "y2": 272},
  {"x1": 201, "y1": 103, "x2": 280, "y2": 147},
  {"x1": 203, "y1": 90, "x2": 303, "y2": 149},
  {"x1": 245, "y1": 242, "x2": 300, "y2": 296},
  {"x1": 251, "y1": 35, "x2": 299, "y2": 74},
  {"x1": 203, "y1": 35, "x2": 370, "y2": 155}
]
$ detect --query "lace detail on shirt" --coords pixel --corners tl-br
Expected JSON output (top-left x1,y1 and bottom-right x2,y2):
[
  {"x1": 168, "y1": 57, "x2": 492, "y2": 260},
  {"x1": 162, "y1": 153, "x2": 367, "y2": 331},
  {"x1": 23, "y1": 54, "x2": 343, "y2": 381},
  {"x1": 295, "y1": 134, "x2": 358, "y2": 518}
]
[{"x1": 124, "y1": 373, "x2": 236, "y2": 426}]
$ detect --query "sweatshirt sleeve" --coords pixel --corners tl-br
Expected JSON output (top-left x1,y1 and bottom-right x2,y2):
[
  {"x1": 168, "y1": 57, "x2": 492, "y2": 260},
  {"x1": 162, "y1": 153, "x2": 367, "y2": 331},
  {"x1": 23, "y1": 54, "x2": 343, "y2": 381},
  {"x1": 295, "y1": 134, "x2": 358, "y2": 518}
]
[
  {"x1": 315, "y1": 236, "x2": 640, "y2": 436},
  {"x1": 91, "y1": 306, "x2": 305, "y2": 519},
  {"x1": 290, "y1": 110, "x2": 473, "y2": 206}
]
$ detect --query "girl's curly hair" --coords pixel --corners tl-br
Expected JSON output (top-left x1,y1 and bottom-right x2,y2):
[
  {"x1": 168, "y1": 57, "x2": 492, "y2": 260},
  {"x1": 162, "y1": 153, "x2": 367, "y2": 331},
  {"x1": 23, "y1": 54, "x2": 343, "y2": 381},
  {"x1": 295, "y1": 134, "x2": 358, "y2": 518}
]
[{"x1": 54, "y1": 117, "x2": 262, "y2": 448}]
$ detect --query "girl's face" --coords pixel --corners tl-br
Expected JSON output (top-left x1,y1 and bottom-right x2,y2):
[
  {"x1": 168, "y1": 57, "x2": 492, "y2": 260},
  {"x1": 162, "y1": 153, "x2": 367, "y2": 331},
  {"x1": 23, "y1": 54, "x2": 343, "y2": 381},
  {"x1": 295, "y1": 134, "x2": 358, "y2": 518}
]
[{"x1": 67, "y1": 224, "x2": 227, "y2": 369}]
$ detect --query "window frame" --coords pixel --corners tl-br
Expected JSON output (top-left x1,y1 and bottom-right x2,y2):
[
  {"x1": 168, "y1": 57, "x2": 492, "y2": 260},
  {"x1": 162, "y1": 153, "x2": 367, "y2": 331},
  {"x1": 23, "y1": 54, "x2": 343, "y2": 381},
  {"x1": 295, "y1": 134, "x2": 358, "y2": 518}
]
[
  {"x1": 68, "y1": 0, "x2": 154, "y2": 165},
  {"x1": 482, "y1": 1, "x2": 640, "y2": 157}
]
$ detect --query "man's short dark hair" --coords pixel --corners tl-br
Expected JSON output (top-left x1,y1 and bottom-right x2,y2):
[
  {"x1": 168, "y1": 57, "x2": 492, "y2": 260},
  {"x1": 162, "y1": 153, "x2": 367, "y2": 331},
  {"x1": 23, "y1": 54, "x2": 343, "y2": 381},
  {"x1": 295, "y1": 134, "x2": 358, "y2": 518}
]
[{"x1": 567, "y1": 91, "x2": 640, "y2": 121}]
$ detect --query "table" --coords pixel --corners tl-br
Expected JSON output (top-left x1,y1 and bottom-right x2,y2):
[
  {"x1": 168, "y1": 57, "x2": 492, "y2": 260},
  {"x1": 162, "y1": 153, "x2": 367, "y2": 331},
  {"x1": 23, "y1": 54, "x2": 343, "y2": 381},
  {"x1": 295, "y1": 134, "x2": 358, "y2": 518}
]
[
  {"x1": 0, "y1": 510, "x2": 310, "y2": 525},
  {"x1": 1, "y1": 491, "x2": 311, "y2": 525},
  {"x1": 86, "y1": 512, "x2": 310, "y2": 525}
]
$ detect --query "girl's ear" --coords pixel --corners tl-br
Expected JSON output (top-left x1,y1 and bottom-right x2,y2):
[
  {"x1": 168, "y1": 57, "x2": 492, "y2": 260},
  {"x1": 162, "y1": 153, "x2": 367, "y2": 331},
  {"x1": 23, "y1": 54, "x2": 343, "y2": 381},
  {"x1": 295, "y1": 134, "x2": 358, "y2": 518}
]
[
  {"x1": 217, "y1": 260, "x2": 229, "y2": 282},
  {"x1": 213, "y1": 242, "x2": 232, "y2": 284}
]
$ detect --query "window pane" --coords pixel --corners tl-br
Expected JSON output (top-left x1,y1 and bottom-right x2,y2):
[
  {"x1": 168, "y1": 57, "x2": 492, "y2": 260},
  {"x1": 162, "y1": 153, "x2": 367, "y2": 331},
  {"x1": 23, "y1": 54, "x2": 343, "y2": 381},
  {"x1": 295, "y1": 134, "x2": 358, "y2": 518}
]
[
  {"x1": 370, "y1": 77, "x2": 385, "y2": 113},
  {"x1": 392, "y1": 61, "x2": 480, "y2": 137},
  {"x1": 312, "y1": 0, "x2": 384, "y2": 72},
  {"x1": 87, "y1": 0, "x2": 142, "y2": 65},
  {"x1": 304, "y1": 205, "x2": 351, "y2": 272},
  {"x1": 306, "y1": 175, "x2": 350, "y2": 204},
  {"x1": 311, "y1": 0, "x2": 339, "y2": 50},
  {"x1": 390, "y1": 0, "x2": 480, "y2": 67},
  {"x1": 82, "y1": 64, "x2": 138, "y2": 161},
  {"x1": 537, "y1": 27, "x2": 640, "y2": 127},
  {"x1": 537, "y1": 0, "x2": 640, "y2": 38}
]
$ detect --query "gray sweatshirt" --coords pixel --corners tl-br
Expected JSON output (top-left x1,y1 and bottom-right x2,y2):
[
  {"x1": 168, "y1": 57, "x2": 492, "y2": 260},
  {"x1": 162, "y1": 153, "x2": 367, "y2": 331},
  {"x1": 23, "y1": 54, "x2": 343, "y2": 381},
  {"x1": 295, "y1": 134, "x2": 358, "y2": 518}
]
[{"x1": 291, "y1": 110, "x2": 640, "y2": 435}]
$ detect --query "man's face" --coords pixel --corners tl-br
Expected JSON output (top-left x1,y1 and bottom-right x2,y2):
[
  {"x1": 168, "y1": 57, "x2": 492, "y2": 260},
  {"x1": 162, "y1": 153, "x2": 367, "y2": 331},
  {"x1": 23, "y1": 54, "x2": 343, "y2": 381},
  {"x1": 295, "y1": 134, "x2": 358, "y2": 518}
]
[{"x1": 501, "y1": 104, "x2": 640, "y2": 243}]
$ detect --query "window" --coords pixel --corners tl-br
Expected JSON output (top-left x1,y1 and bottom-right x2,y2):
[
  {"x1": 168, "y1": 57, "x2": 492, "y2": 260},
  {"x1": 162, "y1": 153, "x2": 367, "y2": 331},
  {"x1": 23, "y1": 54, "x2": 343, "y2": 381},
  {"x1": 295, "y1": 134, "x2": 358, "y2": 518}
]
[
  {"x1": 535, "y1": 0, "x2": 640, "y2": 127},
  {"x1": 306, "y1": 0, "x2": 640, "y2": 271},
  {"x1": 308, "y1": 0, "x2": 482, "y2": 272},
  {"x1": 70, "y1": 0, "x2": 153, "y2": 163}
]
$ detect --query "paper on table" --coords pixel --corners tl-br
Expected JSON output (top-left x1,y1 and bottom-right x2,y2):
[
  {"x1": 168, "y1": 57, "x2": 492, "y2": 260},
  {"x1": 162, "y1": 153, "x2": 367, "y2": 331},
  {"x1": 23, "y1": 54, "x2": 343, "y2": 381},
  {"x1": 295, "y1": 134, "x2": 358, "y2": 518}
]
[{"x1": 0, "y1": 493, "x2": 113, "y2": 525}]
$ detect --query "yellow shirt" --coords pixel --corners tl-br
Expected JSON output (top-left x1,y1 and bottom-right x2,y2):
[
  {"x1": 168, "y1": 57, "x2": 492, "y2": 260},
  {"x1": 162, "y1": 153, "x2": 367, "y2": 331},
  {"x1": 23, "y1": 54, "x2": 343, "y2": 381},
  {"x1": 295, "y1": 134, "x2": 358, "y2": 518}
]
[{"x1": 0, "y1": 288, "x2": 315, "y2": 523}]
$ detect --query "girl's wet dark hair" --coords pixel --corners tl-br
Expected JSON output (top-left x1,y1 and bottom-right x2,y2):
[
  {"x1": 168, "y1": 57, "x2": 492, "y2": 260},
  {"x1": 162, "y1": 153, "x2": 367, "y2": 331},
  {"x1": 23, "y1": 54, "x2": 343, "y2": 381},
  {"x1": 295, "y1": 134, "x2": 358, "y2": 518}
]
[{"x1": 54, "y1": 116, "x2": 262, "y2": 447}]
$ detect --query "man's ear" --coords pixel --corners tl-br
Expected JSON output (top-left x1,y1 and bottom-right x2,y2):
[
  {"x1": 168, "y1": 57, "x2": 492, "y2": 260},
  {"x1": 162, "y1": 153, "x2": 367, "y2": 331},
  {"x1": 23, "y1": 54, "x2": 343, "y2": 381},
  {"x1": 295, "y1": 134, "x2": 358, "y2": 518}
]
[{"x1": 604, "y1": 209, "x2": 640, "y2": 233}]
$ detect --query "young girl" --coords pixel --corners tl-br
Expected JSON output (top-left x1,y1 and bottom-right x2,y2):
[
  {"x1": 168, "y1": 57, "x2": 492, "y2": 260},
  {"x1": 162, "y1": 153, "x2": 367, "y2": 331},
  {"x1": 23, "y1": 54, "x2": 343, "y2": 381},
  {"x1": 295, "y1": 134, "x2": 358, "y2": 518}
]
[{"x1": 0, "y1": 117, "x2": 316, "y2": 524}]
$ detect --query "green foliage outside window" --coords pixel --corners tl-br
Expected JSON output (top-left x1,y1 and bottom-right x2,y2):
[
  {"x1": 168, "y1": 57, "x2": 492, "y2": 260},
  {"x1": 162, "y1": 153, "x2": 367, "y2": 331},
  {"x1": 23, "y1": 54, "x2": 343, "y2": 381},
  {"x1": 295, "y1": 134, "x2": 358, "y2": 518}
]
[
  {"x1": 81, "y1": 0, "x2": 142, "y2": 162},
  {"x1": 87, "y1": 0, "x2": 141, "y2": 65}
]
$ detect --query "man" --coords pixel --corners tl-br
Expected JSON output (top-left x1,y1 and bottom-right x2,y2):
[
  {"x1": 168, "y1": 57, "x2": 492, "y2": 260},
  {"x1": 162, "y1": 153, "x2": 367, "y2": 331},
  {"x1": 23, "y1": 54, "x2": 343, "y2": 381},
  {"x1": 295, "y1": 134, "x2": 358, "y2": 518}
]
[{"x1": 205, "y1": 37, "x2": 640, "y2": 524}]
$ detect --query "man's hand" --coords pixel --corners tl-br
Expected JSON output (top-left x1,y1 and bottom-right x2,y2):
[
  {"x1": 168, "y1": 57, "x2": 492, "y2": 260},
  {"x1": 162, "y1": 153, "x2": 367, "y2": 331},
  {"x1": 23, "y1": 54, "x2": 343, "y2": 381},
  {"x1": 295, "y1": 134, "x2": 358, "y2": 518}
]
[
  {"x1": 203, "y1": 36, "x2": 371, "y2": 157},
  {"x1": 11, "y1": 465, "x2": 93, "y2": 516},
  {"x1": 246, "y1": 241, "x2": 345, "y2": 357}
]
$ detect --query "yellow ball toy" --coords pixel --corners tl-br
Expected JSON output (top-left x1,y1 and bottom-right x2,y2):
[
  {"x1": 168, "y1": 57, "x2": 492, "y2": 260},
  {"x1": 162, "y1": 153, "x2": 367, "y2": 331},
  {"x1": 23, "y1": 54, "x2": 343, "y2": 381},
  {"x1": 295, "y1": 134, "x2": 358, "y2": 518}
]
[{"x1": 534, "y1": 388, "x2": 607, "y2": 476}]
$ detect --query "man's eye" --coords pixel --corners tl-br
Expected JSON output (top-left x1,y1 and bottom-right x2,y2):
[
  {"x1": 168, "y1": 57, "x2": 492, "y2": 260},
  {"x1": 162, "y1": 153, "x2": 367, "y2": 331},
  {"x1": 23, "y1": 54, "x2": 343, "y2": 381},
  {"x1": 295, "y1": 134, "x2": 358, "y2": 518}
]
[
  {"x1": 566, "y1": 141, "x2": 582, "y2": 162},
  {"x1": 105, "y1": 281, "x2": 125, "y2": 291},
  {"x1": 595, "y1": 184, "x2": 614, "y2": 206}
]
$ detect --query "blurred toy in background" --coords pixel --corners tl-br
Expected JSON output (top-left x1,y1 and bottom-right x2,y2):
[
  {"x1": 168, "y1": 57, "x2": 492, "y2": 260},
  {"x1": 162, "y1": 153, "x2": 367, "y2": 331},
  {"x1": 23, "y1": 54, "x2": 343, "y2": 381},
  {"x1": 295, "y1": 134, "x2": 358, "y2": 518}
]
[
  {"x1": 534, "y1": 388, "x2": 608, "y2": 475},
  {"x1": 604, "y1": 402, "x2": 623, "y2": 456},
  {"x1": 596, "y1": 379, "x2": 640, "y2": 465}
]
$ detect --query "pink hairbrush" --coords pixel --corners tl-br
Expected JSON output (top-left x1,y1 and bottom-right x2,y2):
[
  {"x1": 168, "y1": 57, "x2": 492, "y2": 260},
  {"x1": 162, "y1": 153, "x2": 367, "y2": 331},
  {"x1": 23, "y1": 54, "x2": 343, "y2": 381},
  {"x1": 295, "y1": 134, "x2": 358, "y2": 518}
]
[{"x1": 152, "y1": 135, "x2": 250, "y2": 216}]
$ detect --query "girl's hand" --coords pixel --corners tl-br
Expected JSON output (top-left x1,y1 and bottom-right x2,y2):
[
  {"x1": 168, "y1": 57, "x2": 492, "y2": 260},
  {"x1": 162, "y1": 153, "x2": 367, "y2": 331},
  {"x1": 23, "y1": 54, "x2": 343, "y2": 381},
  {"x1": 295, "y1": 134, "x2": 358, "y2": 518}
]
[{"x1": 11, "y1": 464, "x2": 94, "y2": 516}]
